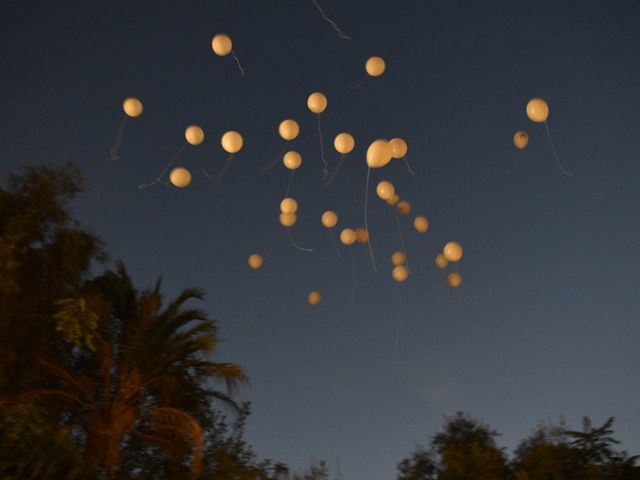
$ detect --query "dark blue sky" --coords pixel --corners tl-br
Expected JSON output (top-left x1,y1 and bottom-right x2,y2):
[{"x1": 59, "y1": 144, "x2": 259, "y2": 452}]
[{"x1": 2, "y1": 1, "x2": 640, "y2": 478}]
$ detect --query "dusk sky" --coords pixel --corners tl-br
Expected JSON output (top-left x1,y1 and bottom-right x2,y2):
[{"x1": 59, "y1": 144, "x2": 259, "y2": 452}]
[{"x1": 2, "y1": 1, "x2": 640, "y2": 478}]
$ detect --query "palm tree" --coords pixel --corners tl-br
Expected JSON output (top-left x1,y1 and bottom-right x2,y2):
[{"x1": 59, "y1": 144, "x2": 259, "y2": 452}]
[{"x1": 28, "y1": 264, "x2": 247, "y2": 479}]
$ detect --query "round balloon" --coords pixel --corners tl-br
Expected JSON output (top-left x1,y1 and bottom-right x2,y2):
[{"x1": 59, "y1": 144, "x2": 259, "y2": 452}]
[
  {"x1": 526, "y1": 98, "x2": 549, "y2": 123},
  {"x1": 413, "y1": 215, "x2": 429, "y2": 233},
  {"x1": 447, "y1": 272, "x2": 462, "y2": 288},
  {"x1": 185, "y1": 125, "x2": 205, "y2": 146},
  {"x1": 355, "y1": 227, "x2": 369, "y2": 244},
  {"x1": 278, "y1": 119, "x2": 300, "y2": 141},
  {"x1": 280, "y1": 197, "x2": 298, "y2": 214},
  {"x1": 123, "y1": 97, "x2": 143, "y2": 118},
  {"x1": 513, "y1": 131, "x2": 529, "y2": 150},
  {"x1": 169, "y1": 167, "x2": 192, "y2": 188},
  {"x1": 386, "y1": 194, "x2": 400, "y2": 206},
  {"x1": 366, "y1": 139, "x2": 392, "y2": 168},
  {"x1": 283, "y1": 151, "x2": 302, "y2": 170},
  {"x1": 279, "y1": 212, "x2": 297, "y2": 227},
  {"x1": 334, "y1": 133, "x2": 355, "y2": 154},
  {"x1": 388, "y1": 138, "x2": 408, "y2": 158},
  {"x1": 340, "y1": 228, "x2": 356, "y2": 246},
  {"x1": 221, "y1": 131, "x2": 243, "y2": 153},
  {"x1": 376, "y1": 180, "x2": 395, "y2": 201},
  {"x1": 391, "y1": 251, "x2": 406, "y2": 266},
  {"x1": 435, "y1": 254, "x2": 448, "y2": 269},
  {"x1": 365, "y1": 56, "x2": 386, "y2": 77},
  {"x1": 248, "y1": 254, "x2": 263, "y2": 270},
  {"x1": 308, "y1": 290, "x2": 321, "y2": 305},
  {"x1": 443, "y1": 241, "x2": 463, "y2": 262},
  {"x1": 211, "y1": 33, "x2": 232, "y2": 56},
  {"x1": 307, "y1": 92, "x2": 328, "y2": 114},
  {"x1": 396, "y1": 200, "x2": 411, "y2": 216},
  {"x1": 321, "y1": 210, "x2": 338, "y2": 228},
  {"x1": 392, "y1": 265, "x2": 409, "y2": 282}
]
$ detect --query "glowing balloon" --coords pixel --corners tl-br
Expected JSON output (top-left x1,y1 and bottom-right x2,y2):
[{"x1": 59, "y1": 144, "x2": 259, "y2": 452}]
[
  {"x1": 185, "y1": 125, "x2": 205, "y2": 146},
  {"x1": 386, "y1": 194, "x2": 400, "y2": 206},
  {"x1": 340, "y1": 228, "x2": 356, "y2": 246},
  {"x1": 355, "y1": 227, "x2": 369, "y2": 244},
  {"x1": 279, "y1": 212, "x2": 297, "y2": 227},
  {"x1": 321, "y1": 210, "x2": 338, "y2": 228},
  {"x1": 443, "y1": 241, "x2": 463, "y2": 262},
  {"x1": 307, "y1": 92, "x2": 328, "y2": 114},
  {"x1": 308, "y1": 290, "x2": 321, "y2": 305},
  {"x1": 413, "y1": 215, "x2": 429, "y2": 233},
  {"x1": 280, "y1": 197, "x2": 298, "y2": 214},
  {"x1": 334, "y1": 133, "x2": 355, "y2": 154},
  {"x1": 435, "y1": 254, "x2": 448, "y2": 269},
  {"x1": 169, "y1": 167, "x2": 192, "y2": 188},
  {"x1": 365, "y1": 56, "x2": 386, "y2": 77},
  {"x1": 396, "y1": 200, "x2": 411, "y2": 216},
  {"x1": 376, "y1": 180, "x2": 395, "y2": 201},
  {"x1": 513, "y1": 131, "x2": 529, "y2": 150},
  {"x1": 123, "y1": 97, "x2": 143, "y2": 118},
  {"x1": 279, "y1": 119, "x2": 300, "y2": 141},
  {"x1": 447, "y1": 272, "x2": 462, "y2": 288},
  {"x1": 221, "y1": 131, "x2": 243, "y2": 153},
  {"x1": 366, "y1": 139, "x2": 393, "y2": 168},
  {"x1": 248, "y1": 254, "x2": 263, "y2": 270},
  {"x1": 389, "y1": 138, "x2": 408, "y2": 158},
  {"x1": 526, "y1": 98, "x2": 549, "y2": 123},
  {"x1": 392, "y1": 265, "x2": 409, "y2": 282},
  {"x1": 283, "y1": 151, "x2": 302, "y2": 170},
  {"x1": 391, "y1": 251, "x2": 406, "y2": 266},
  {"x1": 211, "y1": 33, "x2": 232, "y2": 56}
]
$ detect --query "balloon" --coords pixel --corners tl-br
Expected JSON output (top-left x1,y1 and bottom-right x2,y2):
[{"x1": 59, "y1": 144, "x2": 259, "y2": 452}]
[
  {"x1": 526, "y1": 98, "x2": 549, "y2": 123},
  {"x1": 391, "y1": 251, "x2": 406, "y2": 266},
  {"x1": 123, "y1": 97, "x2": 143, "y2": 118},
  {"x1": 447, "y1": 272, "x2": 462, "y2": 288},
  {"x1": 280, "y1": 197, "x2": 298, "y2": 214},
  {"x1": 308, "y1": 290, "x2": 321, "y2": 305},
  {"x1": 279, "y1": 212, "x2": 297, "y2": 227},
  {"x1": 413, "y1": 215, "x2": 429, "y2": 233},
  {"x1": 376, "y1": 180, "x2": 395, "y2": 201},
  {"x1": 388, "y1": 138, "x2": 408, "y2": 158},
  {"x1": 279, "y1": 119, "x2": 300, "y2": 141},
  {"x1": 386, "y1": 194, "x2": 400, "y2": 206},
  {"x1": 334, "y1": 133, "x2": 355, "y2": 154},
  {"x1": 283, "y1": 151, "x2": 302, "y2": 170},
  {"x1": 307, "y1": 92, "x2": 328, "y2": 114},
  {"x1": 396, "y1": 200, "x2": 411, "y2": 216},
  {"x1": 435, "y1": 254, "x2": 448, "y2": 269},
  {"x1": 365, "y1": 56, "x2": 386, "y2": 77},
  {"x1": 340, "y1": 228, "x2": 356, "y2": 246},
  {"x1": 185, "y1": 125, "x2": 205, "y2": 146},
  {"x1": 392, "y1": 265, "x2": 409, "y2": 282},
  {"x1": 443, "y1": 241, "x2": 463, "y2": 262},
  {"x1": 355, "y1": 227, "x2": 369, "y2": 244},
  {"x1": 321, "y1": 210, "x2": 338, "y2": 228},
  {"x1": 221, "y1": 131, "x2": 243, "y2": 153},
  {"x1": 366, "y1": 139, "x2": 393, "y2": 168},
  {"x1": 211, "y1": 33, "x2": 232, "y2": 56},
  {"x1": 169, "y1": 167, "x2": 192, "y2": 188},
  {"x1": 248, "y1": 254, "x2": 263, "y2": 270},
  {"x1": 513, "y1": 131, "x2": 529, "y2": 150}
]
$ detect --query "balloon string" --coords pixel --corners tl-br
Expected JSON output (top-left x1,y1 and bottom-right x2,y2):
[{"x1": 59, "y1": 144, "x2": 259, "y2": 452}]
[
  {"x1": 231, "y1": 50, "x2": 245, "y2": 77},
  {"x1": 323, "y1": 154, "x2": 345, "y2": 187},
  {"x1": 108, "y1": 116, "x2": 128, "y2": 161},
  {"x1": 285, "y1": 170, "x2": 296, "y2": 196},
  {"x1": 317, "y1": 114, "x2": 328, "y2": 180},
  {"x1": 287, "y1": 228, "x2": 314, "y2": 252},
  {"x1": 260, "y1": 142, "x2": 289, "y2": 172},
  {"x1": 348, "y1": 77, "x2": 368, "y2": 91},
  {"x1": 202, "y1": 154, "x2": 235, "y2": 182},
  {"x1": 348, "y1": 246, "x2": 357, "y2": 303},
  {"x1": 311, "y1": 0, "x2": 351, "y2": 40},
  {"x1": 402, "y1": 156, "x2": 415, "y2": 176},
  {"x1": 392, "y1": 207, "x2": 409, "y2": 268},
  {"x1": 138, "y1": 143, "x2": 186, "y2": 190},
  {"x1": 364, "y1": 167, "x2": 377, "y2": 272},
  {"x1": 544, "y1": 121, "x2": 573, "y2": 177},
  {"x1": 327, "y1": 228, "x2": 342, "y2": 260}
]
